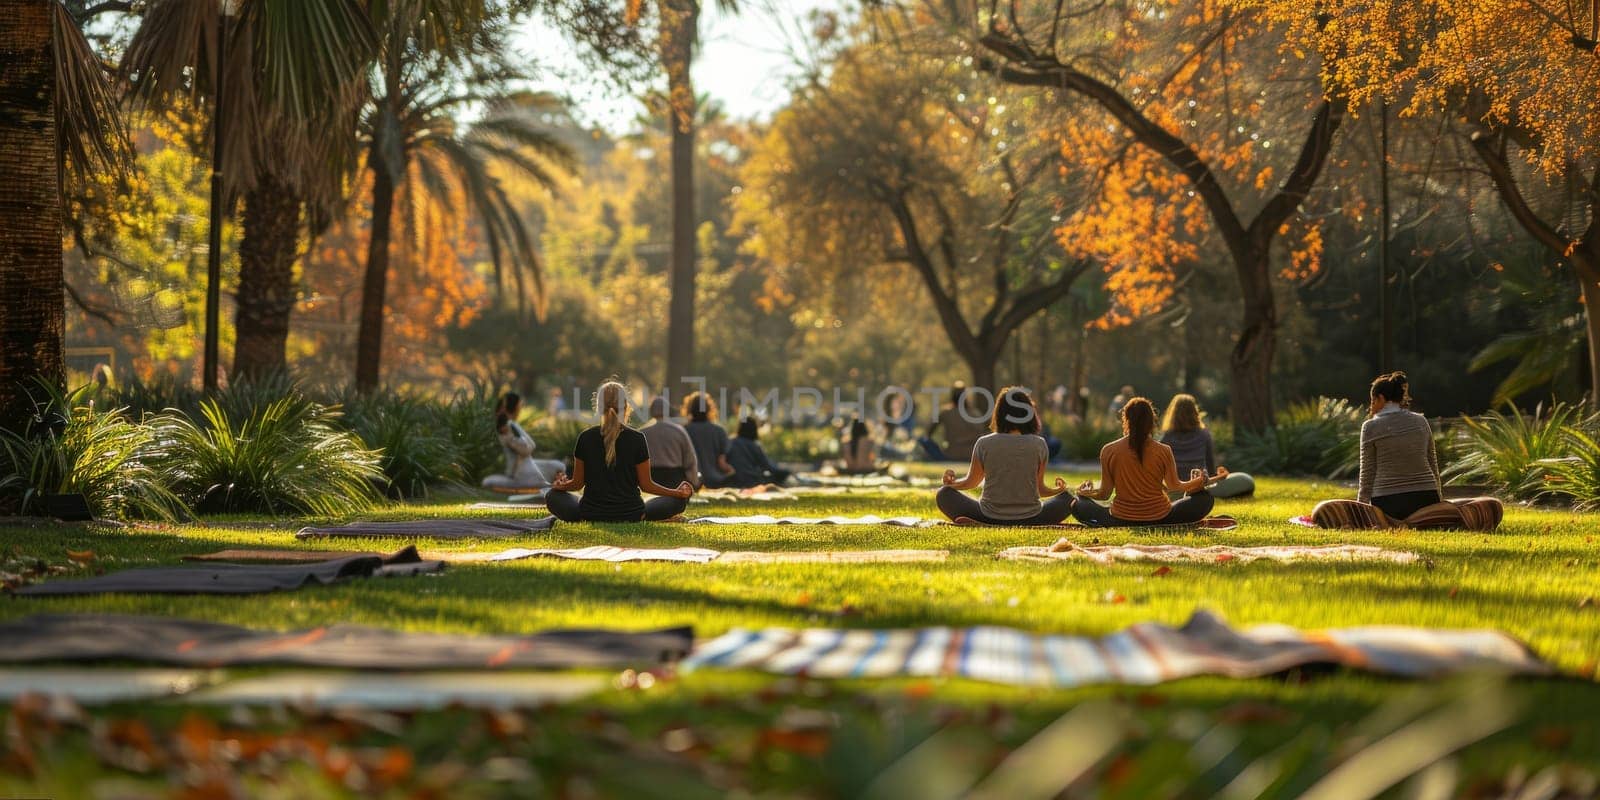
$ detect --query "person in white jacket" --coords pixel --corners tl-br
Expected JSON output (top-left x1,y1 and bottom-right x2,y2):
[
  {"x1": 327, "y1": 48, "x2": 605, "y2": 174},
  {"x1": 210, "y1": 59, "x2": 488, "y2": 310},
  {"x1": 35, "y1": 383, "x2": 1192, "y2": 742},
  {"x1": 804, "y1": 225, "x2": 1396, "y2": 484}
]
[{"x1": 482, "y1": 393, "x2": 565, "y2": 489}]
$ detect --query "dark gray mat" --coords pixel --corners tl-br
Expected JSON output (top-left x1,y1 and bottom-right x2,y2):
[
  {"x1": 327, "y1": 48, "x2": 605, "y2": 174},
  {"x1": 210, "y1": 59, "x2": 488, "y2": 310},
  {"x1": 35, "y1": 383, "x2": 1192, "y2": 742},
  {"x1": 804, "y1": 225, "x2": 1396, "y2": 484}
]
[
  {"x1": 296, "y1": 516, "x2": 556, "y2": 540},
  {"x1": 15, "y1": 548, "x2": 445, "y2": 597},
  {"x1": 0, "y1": 614, "x2": 693, "y2": 670}
]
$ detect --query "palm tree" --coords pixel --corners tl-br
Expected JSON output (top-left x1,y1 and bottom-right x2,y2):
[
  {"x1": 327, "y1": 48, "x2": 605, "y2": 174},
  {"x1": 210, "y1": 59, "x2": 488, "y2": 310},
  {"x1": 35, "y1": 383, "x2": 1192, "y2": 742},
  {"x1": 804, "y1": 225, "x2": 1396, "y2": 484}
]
[
  {"x1": 354, "y1": 4, "x2": 573, "y2": 391},
  {"x1": 0, "y1": 0, "x2": 128, "y2": 431},
  {"x1": 648, "y1": 0, "x2": 737, "y2": 389},
  {"x1": 120, "y1": 0, "x2": 379, "y2": 381}
]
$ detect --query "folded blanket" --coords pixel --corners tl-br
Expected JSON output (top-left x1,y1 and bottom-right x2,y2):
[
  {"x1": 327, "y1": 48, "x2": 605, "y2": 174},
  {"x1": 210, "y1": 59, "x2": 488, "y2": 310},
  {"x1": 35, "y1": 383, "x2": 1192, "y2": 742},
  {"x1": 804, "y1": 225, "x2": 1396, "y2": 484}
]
[
  {"x1": 0, "y1": 614, "x2": 694, "y2": 669},
  {"x1": 15, "y1": 551, "x2": 445, "y2": 597},
  {"x1": 487, "y1": 545, "x2": 722, "y2": 563},
  {"x1": 1000, "y1": 542, "x2": 1419, "y2": 566},
  {"x1": 683, "y1": 610, "x2": 1550, "y2": 687},
  {"x1": 1310, "y1": 498, "x2": 1504, "y2": 531},
  {"x1": 686, "y1": 514, "x2": 942, "y2": 527},
  {"x1": 296, "y1": 516, "x2": 555, "y2": 539}
]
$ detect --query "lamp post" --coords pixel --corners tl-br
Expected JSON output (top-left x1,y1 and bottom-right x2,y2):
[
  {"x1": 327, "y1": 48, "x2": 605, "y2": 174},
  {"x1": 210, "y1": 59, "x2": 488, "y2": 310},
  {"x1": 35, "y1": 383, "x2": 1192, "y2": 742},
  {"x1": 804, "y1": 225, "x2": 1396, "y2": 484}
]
[{"x1": 203, "y1": 0, "x2": 236, "y2": 391}]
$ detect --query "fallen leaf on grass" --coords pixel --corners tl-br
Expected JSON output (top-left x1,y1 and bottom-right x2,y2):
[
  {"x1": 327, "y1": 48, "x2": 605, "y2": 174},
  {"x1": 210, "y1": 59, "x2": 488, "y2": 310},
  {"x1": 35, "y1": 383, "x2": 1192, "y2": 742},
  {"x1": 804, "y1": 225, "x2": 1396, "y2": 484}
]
[
  {"x1": 65, "y1": 549, "x2": 95, "y2": 563},
  {"x1": 1214, "y1": 553, "x2": 1236, "y2": 564},
  {"x1": 756, "y1": 728, "x2": 829, "y2": 757},
  {"x1": 1151, "y1": 566, "x2": 1172, "y2": 577}
]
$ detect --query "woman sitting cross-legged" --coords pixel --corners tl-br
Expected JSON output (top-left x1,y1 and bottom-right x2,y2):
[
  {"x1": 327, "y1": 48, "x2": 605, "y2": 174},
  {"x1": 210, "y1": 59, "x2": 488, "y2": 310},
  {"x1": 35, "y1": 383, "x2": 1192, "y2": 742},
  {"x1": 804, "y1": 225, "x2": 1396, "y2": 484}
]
[
  {"x1": 726, "y1": 417, "x2": 793, "y2": 488},
  {"x1": 1310, "y1": 371, "x2": 1502, "y2": 530},
  {"x1": 1071, "y1": 397, "x2": 1220, "y2": 527},
  {"x1": 481, "y1": 392, "x2": 566, "y2": 490},
  {"x1": 545, "y1": 380, "x2": 694, "y2": 522},
  {"x1": 936, "y1": 387, "x2": 1074, "y2": 525},
  {"x1": 1160, "y1": 393, "x2": 1255, "y2": 498}
]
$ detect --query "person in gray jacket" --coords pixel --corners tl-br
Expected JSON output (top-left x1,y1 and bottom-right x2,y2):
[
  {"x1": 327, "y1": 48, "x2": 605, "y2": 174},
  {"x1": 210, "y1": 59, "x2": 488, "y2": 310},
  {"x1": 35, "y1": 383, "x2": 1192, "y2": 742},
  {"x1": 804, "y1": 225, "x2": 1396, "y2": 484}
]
[
  {"x1": 1358, "y1": 371, "x2": 1443, "y2": 520},
  {"x1": 640, "y1": 397, "x2": 699, "y2": 489}
]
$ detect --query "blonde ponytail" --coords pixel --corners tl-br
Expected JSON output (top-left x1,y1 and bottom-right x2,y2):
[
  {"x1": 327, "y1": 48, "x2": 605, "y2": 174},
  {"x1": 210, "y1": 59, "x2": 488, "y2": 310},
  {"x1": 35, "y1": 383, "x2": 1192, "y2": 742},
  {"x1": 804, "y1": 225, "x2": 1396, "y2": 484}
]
[{"x1": 597, "y1": 380, "x2": 627, "y2": 465}]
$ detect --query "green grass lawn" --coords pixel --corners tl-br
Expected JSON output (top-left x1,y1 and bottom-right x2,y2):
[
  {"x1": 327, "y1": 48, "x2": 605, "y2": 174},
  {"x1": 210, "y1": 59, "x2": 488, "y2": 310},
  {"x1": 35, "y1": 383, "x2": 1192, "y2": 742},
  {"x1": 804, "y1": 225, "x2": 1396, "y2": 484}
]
[{"x1": 2, "y1": 471, "x2": 1598, "y2": 797}]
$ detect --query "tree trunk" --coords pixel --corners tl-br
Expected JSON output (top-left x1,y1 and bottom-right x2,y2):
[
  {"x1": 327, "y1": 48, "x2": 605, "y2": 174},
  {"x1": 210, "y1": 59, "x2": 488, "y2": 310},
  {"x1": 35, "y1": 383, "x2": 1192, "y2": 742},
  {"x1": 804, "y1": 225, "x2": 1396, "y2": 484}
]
[
  {"x1": 967, "y1": 355, "x2": 998, "y2": 397},
  {"x1": 1578, "y1": 258, "x2": 1600, "y2": 404},
  {"x1": 232, "y1": 174, "x2": 302, "y2": 381},
  {"x1": 661, "y1": 0, "x2": 699, "y2": 389},
  {"x1": 0, "y1": 0, "x2": 62, "y2": 431},
  {"x1": 354, "y1": 159, "x2": 396, "y2": 394},
  {"x1": 1230, "y1": 251, "x2": 1277, "y2": 431}
]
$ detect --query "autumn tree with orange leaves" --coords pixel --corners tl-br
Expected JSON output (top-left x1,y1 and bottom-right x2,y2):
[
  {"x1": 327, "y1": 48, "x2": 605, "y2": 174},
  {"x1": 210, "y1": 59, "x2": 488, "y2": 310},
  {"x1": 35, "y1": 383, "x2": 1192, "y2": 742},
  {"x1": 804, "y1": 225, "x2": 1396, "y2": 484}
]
[
  {"x1": 737, "y1": 31, "x2": 1113, "y2": 391},
  {"x1": 926, "y1": 0, "x2": 1345, "y2": 430},
  {"x1": 1241, "y1": 0, "x2": 1600, "y2": 403}
]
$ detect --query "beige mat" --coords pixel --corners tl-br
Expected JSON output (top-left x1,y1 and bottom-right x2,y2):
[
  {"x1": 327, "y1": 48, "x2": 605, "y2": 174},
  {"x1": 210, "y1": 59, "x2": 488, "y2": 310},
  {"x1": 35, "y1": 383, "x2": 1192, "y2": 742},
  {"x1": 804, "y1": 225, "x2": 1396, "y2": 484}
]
[
  {"x1": 1000, "y1": 541, "x2": 1419, "y2": 565},
  {"x1": 717, "y1": 549, "x2": 949, "y2": 564}
]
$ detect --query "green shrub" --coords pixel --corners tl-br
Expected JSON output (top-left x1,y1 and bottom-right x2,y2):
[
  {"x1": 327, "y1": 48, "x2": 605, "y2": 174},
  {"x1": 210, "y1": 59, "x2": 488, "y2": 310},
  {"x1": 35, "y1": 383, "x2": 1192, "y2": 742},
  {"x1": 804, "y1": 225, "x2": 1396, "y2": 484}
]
[
  {"x1": 0, "y1": 387, "x2": 187, "y2": 520},
  {"x1": 1444, "y1": 403, "x2": 1586, "y2": 499},
  {"x1": 340, "y1": 393, "x2": 462, "y2": 499},
  {"x1": 1540, "y1": 426, "x2": 1600, "y2": 510},
  {"x1": 439, "y1": 382, "x2": 506, "y2": 482},
  {"x1": 761, "y1": 426, "x2": 840, "y2": 463},
  {"x1": 1226, "y1": 397, "x2": 1363, "y2": 478},
  {"x1": 1059, "y1": 418, "x2": 1121, "y2": 461},
  {"x1": 164, "y1": 397, "x2": 382, "y2": 515},
  {"x1": 525, "y1": 416, "x2": 588, "y2": 463}
]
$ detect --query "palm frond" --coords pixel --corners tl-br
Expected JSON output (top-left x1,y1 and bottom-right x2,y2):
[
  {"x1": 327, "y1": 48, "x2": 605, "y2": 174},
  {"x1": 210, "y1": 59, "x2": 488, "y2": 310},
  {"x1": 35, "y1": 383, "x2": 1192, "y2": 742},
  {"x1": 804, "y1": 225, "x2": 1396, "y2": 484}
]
[
  {"x1": 51, "y1": 0, "x2": 133, "y2": 184},
  {"x1": 244, "y1": 0, "x2": 376, "y2": 121}
]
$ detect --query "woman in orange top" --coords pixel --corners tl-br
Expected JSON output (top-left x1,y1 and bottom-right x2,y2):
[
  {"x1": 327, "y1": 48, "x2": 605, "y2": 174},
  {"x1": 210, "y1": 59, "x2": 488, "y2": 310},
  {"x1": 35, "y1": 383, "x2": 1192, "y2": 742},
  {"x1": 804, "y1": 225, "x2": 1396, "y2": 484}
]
[{"x1": 1071, "y1": 397, "x2": 1225, "y2": 526}]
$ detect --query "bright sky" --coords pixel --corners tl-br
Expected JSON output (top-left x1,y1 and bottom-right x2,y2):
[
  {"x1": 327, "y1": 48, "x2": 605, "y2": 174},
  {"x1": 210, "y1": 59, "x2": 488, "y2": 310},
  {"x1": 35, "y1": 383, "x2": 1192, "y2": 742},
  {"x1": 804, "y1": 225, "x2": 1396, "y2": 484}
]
[{"x1": 514, "y1": 0, "x2": 846, "y2": 134}]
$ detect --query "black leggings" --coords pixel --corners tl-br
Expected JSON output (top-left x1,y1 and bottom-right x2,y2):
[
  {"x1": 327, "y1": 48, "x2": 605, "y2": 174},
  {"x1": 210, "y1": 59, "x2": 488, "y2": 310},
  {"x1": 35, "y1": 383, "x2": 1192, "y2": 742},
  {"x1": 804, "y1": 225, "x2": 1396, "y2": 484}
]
[
  {"x1": 1371, "y1": 490, "x2": 1442, "y2": 521},
  {"x1": 935, "y1": 486, "x2": 1075, "y2": 525},
  {"x1": 1070, "y1": 491, "x2": 1215, "y2": 527},
  {"x1": 545, "y1": 490, "x2": 687, "y2": 522}
]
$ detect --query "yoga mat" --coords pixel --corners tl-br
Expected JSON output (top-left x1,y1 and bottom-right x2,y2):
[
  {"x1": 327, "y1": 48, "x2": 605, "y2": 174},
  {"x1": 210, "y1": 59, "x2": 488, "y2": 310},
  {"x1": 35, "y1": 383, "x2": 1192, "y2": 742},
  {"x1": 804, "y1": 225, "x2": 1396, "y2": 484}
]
[
  {"x1": 186, "y1": 672, "x2": 607, "y2": 710},
  {"x1": 687, "y1": 514, "x2": 943, "y2": 528},
  {"x1": 958, "y1": 515, "x2": 1239, "y2": 531},
  {"x1": 296, "y1": 516, "x2": 555, "y2": 540},
  {"x1": 694, "y1": 486, "x2": 798, "y2": 502},
  {"x1": 1000, "y1": 542, "x2": 1420, "y2": 566},
  {"x1": 0, "y1": 614, "x2": 694, "y2": 670},
  {"x1": 14, "y1": 553, "x2": 444, "y2": 597},
  {"x1": 716, "y1": 550, "x2": 949, "y2": 564},
  {"x1": 469, "y1": 502, "x2": 547, "y2": 511},
  {"x1": 0, "y1": 669, "x2": 215, "y2": 704},
  {"x1": 487, "y1": 546, "x2": 722, "y2": 564},
  {"x1": 683, "y1": 610, "x2": 1551, "y2": 688}
]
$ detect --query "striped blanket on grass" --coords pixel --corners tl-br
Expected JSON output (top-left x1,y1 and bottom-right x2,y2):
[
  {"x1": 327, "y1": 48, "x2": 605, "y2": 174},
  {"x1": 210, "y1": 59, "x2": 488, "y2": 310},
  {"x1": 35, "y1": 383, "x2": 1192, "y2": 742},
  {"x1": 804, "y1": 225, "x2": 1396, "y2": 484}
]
[{"x1": 683, "y1": 611, "x2": 1550, "y2": 687}]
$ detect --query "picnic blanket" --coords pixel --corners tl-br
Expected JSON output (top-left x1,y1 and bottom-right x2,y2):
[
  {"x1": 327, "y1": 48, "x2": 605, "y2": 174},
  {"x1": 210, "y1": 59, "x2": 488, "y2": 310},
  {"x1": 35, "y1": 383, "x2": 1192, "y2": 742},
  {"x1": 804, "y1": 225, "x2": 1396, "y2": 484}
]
[
  {"x1": 14, "y1": 552, "x2": 445, "y2": 597},
  {"x1": 792, "y1": 473, "x2": 936, "y2": 488},
  {"x1": 184, "y1": 546, "x2": 952, "y2": 565},
  {"x1": 0, "y1": 614, "x2": 693, "y2": 670},
  {"x1": 954, "y1": 515, "x2": 1239, "y2": 532},
  {"x1": 682, "y1": 610, "x2": 1551, "y2": 687},
  {"x1": 487, "y1": 546, "x2": 723, "y2": 563},
  {"x1": 686, "y1": 514, "x2": 943, "y2": 528},
  {"x1": 693, "y1": 486, "x2": 799, "y2": 502},
  {"x1": 1306, "y1": 498, "x2": 1504, "y2": 531},
  {"x1": 296, "y1": 516, "x2": 555, "y2": 540},
  {"x1": 1000, "y1": 541, "x2": 1420, "y2": 566}
]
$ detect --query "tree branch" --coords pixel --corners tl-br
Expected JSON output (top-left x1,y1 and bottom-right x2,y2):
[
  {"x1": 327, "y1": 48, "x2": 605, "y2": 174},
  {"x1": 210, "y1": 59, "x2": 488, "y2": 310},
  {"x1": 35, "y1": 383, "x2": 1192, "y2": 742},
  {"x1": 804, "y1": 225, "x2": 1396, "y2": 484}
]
[
  {"x1": 1469, "y1": 129, "x2": 1574, "y2": 256},
  {"x1": 1247, "y1": 97, "x2": 1345, "y2": 247}
]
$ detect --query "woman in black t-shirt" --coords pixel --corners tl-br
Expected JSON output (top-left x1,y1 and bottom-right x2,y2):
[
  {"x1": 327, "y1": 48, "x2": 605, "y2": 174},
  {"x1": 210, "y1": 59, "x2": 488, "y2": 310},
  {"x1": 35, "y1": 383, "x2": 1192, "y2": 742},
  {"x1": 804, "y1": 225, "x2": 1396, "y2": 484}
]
[{"x1": 546, "y1": 380, "x2": 694, "y2": 522}]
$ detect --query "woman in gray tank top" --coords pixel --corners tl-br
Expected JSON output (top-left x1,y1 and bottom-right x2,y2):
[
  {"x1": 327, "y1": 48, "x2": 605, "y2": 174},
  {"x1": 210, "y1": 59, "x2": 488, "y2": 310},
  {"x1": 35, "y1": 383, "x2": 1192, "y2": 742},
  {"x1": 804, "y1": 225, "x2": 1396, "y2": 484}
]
[{"x1": 935, "y1": 387, "x2": 1073, "y2": 525}]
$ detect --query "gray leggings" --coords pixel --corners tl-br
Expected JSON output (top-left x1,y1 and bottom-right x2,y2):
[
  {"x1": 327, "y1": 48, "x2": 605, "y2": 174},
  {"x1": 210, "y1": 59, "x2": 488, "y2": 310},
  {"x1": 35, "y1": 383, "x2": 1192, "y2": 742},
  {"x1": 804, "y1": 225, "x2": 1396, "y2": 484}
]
[
  {"x1": 935, "y1": 486, "x2": 1074, "y2": 525},
  {"x1": 1070, "y1": 491, "x2": 1214, "y2": 527}
]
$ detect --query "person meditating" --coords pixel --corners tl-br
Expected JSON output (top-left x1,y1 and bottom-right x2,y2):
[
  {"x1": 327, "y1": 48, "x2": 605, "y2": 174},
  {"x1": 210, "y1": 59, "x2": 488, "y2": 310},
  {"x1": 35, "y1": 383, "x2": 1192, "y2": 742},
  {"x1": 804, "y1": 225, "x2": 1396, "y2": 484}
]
[
  {"x1": 1309, "y1": 371, "x2": 1502, "y2": 530},
  {"x1": 641, "y1": 396, "x2": 698, "y2": 489},
  {"x1": 840, "y1": 418, "x2": 878, "y2": 475},
  {"x1": 481, "y1": 392, "x2": 565, "y2": 490},
  {"x1": 919, "y1": 384, "x2": 987, "y2": 462},
  {"x1": 683, "y1": 392, "x2": 735, "y2": 488},
  {"x1": 936, "y1": 387, "x2": 1074, "y2": 525},
  {"x1": 1160, "y1": 393, "x2": 1255, "y2": 498},
  {"x1": 545, "y1": 381, "x2": 693, "y2": 522},
  {"x1": 726, "y1": 418, "x2": 793, "y2": 488},
  {"x1": 1071, "y1": 397, "x2": 1221, "y2": 527},
  {"x1": 1357, "y1": 372, "x2": 1442, "y2": 518}
]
